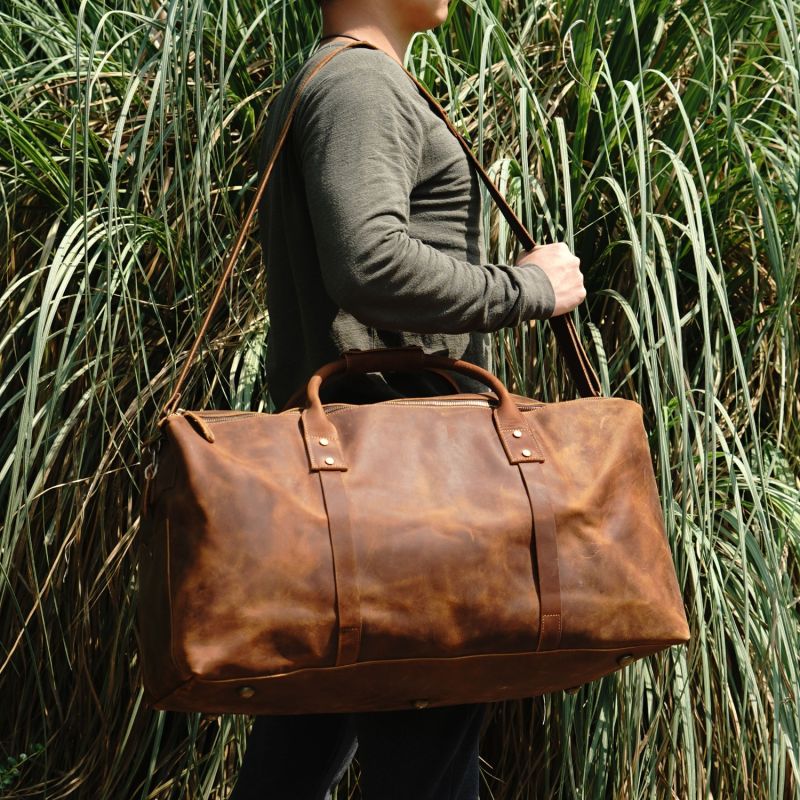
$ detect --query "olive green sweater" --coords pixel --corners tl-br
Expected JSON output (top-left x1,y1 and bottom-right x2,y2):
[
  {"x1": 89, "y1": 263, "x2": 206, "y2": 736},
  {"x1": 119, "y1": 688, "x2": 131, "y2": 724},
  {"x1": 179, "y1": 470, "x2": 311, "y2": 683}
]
[{"x1": 257, "y1": 42, "x2": 555, "y2": 409}]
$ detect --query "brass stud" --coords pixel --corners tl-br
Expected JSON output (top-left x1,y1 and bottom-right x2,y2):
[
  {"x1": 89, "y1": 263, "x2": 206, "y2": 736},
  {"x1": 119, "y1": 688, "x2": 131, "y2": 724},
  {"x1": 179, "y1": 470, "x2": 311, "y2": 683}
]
[
  {"x1": 617, "y1": 653, "x2": 635, "y2": 667},
  {"x1": 412, "y1": 699, "x2": 430, "y2": 709},
  {"x1": 521, "y1": 448, "x2": 532, "y2": 457},
  {"x1": 324, "y1": 456, "x2": 335, "y2": 466},
  {"x1": 512, "y1": 429, "x2": 523, "y2": 438},
  {"x1": 238, "y1": 686, "x2": 256, "y2": 699},
  {"x1": 319, "y1": 437, "x2": 329, "y2": 446}
]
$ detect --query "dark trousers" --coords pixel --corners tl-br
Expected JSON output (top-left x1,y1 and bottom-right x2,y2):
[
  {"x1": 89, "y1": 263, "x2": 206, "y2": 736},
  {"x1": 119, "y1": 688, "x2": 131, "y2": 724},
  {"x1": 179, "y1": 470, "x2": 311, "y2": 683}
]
[
  {"x1": 228, "y1": 703, "x2": 487, "y2": 800},
  {"x1": 230, "y1": 370, "x2": 487, "y2": 799}
]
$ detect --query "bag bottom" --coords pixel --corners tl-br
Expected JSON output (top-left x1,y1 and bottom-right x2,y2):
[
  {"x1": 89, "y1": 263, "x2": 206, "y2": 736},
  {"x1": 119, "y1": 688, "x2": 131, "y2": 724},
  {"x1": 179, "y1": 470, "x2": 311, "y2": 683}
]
[{"x1": 145, "y1": 640, "x2": 686, "y2": 714}]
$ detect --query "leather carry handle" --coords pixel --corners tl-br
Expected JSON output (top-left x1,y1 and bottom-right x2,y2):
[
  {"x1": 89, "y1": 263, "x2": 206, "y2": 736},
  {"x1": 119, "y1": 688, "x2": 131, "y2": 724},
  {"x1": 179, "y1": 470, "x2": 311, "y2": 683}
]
[
  {"x1": 298, "y1": 346, "x2": 548, "y2": 473},
  {"x1": 308, "y1": 346, "x2": 509, "y2": 406},
  {"x1": 280, "y1": 365, "x2": 467, "y2": 412},
  {"x1": 280, "y1": 346, "x2": 474, "y2": 410},
  {"x1": 158, "y1": 39, "x2": 601, "y2": 421}
]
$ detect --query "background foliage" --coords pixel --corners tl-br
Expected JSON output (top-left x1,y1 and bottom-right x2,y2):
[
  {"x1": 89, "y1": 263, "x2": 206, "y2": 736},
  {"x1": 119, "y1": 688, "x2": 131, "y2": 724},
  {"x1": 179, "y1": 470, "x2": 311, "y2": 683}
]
[{"x1": 1, "y1": 0, "x2": 798, "y2": 797}]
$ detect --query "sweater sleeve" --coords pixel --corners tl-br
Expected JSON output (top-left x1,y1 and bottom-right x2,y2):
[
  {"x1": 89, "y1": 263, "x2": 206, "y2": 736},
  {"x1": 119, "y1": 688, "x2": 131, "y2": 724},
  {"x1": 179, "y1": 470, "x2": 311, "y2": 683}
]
[{"x1": 292, "y1": 50, "x2": 555, "y2": 334}]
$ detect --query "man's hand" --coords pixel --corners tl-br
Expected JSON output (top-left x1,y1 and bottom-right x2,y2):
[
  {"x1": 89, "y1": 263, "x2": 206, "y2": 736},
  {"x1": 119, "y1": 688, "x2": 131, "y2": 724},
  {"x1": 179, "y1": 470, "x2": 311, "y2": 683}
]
[{"x1": 515, "y1": 243, "x2": 586, "y2": 317}]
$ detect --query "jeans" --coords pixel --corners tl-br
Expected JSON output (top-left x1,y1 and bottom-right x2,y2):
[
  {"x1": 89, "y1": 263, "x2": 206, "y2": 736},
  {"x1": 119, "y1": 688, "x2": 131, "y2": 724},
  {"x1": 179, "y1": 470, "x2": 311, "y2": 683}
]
[
  {"x1": 229, "y1": 368, "x2": 488, "y2": 799},
  {"x1": 228, "y1": 703, "x2": 487, "y2": 800}
]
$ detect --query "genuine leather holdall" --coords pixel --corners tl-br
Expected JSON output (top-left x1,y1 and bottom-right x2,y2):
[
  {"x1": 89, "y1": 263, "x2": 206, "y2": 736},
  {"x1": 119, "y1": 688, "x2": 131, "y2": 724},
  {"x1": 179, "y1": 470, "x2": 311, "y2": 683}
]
[{"x1": 136, "y1": 40, "x2": 690, "y2": 714}]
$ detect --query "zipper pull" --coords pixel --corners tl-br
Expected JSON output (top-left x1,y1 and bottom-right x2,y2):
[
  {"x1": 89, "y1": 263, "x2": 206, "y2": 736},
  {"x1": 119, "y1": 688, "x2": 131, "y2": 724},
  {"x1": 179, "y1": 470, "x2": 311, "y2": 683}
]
[{"x1": 181, "y1": 410, "x2": 216, "y2": 443}]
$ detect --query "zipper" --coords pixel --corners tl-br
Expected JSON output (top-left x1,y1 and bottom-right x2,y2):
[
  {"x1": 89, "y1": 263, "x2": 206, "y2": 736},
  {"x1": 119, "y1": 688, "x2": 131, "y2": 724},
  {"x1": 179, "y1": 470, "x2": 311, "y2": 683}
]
[
  {"x1": 180, "y1": 410, "x2": 258, "y2": 422},
  {"x1": 182, "y1": 404, "x2": 351, "y2": 422},
  {"x1": 381, "y1": 398, "x2": 543, "y2": 411},
  {"x1": 383, "y1": 398, "x2": 492, "y2": 408},
  {"x1": 180, "y1": 397, "x2": 544, "y2": 424}
]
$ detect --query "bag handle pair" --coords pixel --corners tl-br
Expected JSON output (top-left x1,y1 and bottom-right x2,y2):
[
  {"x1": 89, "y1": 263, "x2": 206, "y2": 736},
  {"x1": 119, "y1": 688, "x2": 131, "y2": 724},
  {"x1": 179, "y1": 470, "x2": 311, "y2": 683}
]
[{"x1": 159, "y1": 39, "x2": 601, "y2": 421}]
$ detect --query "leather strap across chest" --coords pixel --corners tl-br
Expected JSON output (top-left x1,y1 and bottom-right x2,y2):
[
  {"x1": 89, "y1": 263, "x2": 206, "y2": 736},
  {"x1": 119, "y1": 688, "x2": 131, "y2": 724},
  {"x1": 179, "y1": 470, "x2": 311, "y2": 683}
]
[{"x1": 159, "y1": 39, "x2": 601, "y2": 421}]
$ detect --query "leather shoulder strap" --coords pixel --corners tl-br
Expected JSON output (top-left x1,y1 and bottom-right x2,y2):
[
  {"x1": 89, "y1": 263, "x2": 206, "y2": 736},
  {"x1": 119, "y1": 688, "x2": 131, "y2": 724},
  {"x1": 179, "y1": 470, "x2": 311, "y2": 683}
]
[{"x1": 159, "y1": 40, "x2": 600, "y2": 420}]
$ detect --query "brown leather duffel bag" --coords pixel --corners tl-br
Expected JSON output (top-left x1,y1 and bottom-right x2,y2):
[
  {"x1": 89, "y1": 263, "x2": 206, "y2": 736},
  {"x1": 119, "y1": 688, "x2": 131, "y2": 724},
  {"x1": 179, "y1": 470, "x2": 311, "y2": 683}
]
[{"x1": 136, "y1": 41, "x2": 690, "y2": 714}]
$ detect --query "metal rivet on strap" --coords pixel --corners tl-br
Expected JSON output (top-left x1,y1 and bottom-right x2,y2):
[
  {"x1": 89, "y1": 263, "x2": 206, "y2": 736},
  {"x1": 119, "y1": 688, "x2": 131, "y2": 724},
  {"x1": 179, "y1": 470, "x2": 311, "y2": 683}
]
[
  {"x1": 319, "y1": 437, "x2": 329, "y2": 446},
  {"x1": 324, "y1": 456, "x2": 335, "y2": 466},
  {"x1": 512, "y1": 429, "x2": 523, "y2": 438},
  {"x1": 521, "y1": 448, "x2": 532, "y2": 457},
  {"x1": 617, "y1": 654, "x2": 635, "y2": 667},
  {"x1": 412, "y1": 699, "x2": 429, "y2": 709},
  {"x1": 238, "y1": 686, "x2": 256, "y2": 699}
]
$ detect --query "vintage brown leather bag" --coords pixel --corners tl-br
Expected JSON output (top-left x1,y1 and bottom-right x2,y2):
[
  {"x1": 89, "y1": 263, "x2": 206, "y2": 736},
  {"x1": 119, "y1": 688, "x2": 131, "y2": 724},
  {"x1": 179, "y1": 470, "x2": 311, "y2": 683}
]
[{"x1": 136, "y1": 40, "x2": 690, "y2": 714}]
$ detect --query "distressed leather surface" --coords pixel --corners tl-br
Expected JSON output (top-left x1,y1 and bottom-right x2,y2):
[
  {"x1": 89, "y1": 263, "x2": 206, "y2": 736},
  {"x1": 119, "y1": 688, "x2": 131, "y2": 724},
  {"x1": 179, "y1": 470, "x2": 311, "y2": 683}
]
[
  {"x1": 136, "y1": 356, "x2": 690, "y2": 714},
  {"x1": 139, "y1": 38, "x2": 689, "y2": 714}
]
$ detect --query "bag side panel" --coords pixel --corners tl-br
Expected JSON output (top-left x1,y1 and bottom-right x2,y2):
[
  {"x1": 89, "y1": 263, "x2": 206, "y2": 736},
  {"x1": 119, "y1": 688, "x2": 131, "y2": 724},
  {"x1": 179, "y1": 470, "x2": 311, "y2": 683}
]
[
  {"x1": 529, "y1": 398, "x2": 690, "y2": 647},
  {"x1": 136, "y1": 444, "x2": 192, "y2": 702},
  {"x1": 163, "y1": 413, "x2": 339, "y2": 680}
]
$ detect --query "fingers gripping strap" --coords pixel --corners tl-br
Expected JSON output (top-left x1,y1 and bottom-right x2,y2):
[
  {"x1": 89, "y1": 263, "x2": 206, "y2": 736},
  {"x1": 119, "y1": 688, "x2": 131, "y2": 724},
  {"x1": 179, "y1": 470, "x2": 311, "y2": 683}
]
[
  {"x1": 160, "y1": 40, "x2": 601, "y2": 419},
  {"x1": 398, "y1": 66, "x2": 600, "y2": 399}
]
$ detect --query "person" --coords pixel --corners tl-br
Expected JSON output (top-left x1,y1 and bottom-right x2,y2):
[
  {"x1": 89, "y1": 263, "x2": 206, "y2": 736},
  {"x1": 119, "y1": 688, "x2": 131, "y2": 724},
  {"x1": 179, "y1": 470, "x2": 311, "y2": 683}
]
[{"x1": 229, "y1": 1, "x2": 586, "y2": 798}]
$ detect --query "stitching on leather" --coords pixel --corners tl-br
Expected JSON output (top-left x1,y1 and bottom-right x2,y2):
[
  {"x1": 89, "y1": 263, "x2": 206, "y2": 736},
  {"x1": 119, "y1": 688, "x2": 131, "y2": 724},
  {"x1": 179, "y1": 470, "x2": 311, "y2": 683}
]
[
  {"x1": 496, "y1": 425, "x2": 532, "y2": 432},
  {"x1": 541, "y1": 614, "x2": 563, "y2": 637},
  {"x1": 200, "y1": 642, "x2": 674, "y2": 684}
]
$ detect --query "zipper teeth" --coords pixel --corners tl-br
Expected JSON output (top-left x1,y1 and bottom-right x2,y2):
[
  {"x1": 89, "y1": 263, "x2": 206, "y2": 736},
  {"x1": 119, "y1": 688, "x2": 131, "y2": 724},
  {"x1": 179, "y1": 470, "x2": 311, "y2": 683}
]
[
  {"x1": 386, "y1": 399, "x2": 491, "y2": 408},
  {"x1": 187, "y1": 411, "x2": 258, "y2": 421},
  {"x1": 378, "y1": 398, "x2": 542, "y2": 411},
  {"x1": 187, "y1": 398, "x2": 544, "y2": 423},
  {"x1": 187, "y1": 404, "x2": 350, "y2": 422},
  {"x1": 383, "y1": 399, "x2": 543, "y2": 411},
  {"x1": 192, "y1": 414, "x2": 258, "y2": 424}
]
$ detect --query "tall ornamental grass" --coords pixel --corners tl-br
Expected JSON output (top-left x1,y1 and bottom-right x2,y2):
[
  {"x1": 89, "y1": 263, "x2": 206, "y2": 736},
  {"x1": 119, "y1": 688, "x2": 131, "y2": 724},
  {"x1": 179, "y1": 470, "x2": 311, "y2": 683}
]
[{"x1": 0, "y1": 0, "x2": 798, "y2": 797}]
